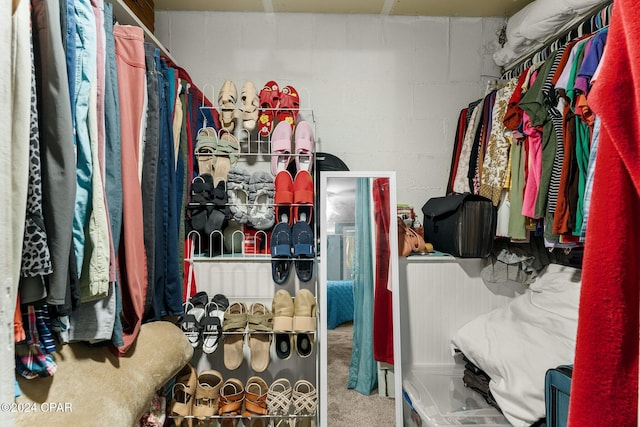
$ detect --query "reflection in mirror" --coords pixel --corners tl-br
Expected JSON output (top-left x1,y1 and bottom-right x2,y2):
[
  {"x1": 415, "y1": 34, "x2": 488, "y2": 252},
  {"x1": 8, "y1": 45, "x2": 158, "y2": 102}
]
[{"x1": 319, "y1": 172, "x2": 402, "y2": 426}]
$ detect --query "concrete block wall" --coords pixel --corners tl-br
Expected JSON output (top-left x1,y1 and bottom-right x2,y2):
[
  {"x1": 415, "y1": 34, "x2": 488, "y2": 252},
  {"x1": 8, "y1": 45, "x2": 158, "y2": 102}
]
[{"x1": 154, "y1": 12, "x2": 503, "y2": 213}]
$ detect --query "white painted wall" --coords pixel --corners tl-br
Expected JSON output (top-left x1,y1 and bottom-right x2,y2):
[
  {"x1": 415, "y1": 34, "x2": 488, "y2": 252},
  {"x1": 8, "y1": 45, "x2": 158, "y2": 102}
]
[{"x1": 155, "y1": 11, "x2": 503, "y2": 215}]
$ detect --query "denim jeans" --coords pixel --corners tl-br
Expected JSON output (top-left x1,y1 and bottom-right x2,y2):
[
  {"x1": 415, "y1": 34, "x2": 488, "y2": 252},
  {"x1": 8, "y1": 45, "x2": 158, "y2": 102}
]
[
  {"x1": 72, "y1": 0, "x2": 97, "y2": 277},
  {"x1": 151, "y1": 58, "x2": 181, "y2": 320},
  {"x1": 64, "y1": 0, "x2": 76, "y2": 136},
  {"x1": 103, "y1": 2, "x2": 123, "y2": 346},
  {"x1": 142, "y1": 42, "x2": 160, "y2": 319}
]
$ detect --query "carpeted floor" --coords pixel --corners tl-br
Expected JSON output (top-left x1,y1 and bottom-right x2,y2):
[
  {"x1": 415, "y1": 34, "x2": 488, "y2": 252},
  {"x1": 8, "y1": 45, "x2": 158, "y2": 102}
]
[{"x1": 327, "y1": 322, "x2": 396, "y2": 426}]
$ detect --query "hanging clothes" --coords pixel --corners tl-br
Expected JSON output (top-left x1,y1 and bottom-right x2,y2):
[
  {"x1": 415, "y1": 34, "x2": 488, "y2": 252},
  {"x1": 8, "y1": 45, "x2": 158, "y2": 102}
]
[
  {"x1": 480, "y1": 78, "x2": 518, "y2": 205},
  {"x1": 113, "y1": 24, "x2": 148, "y2": 355},
  {"x1": 569, "y1": 0, "x2": 640, "y2": 423},
  {"x1": 348, "y1": 178, "x2": 377, "y2": 396},
  {"x1": 453, "y1": 99, "x2": 484, "y2": 194},
  {"x1": 446, "y1": 108, "x2": 468, "y2": 194},
  {"x1": 372, "y1": 177, "x2": 393, "y2": 365},
  {"x1": 29, "y1": 0, "x2": 76, "y2": 308}
]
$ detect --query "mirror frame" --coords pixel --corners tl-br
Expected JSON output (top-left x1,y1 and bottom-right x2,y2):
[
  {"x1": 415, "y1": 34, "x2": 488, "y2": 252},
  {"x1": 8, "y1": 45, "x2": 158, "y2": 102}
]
[{"x1": 319, "y1": 171, "x2": 403, "y2": 426}]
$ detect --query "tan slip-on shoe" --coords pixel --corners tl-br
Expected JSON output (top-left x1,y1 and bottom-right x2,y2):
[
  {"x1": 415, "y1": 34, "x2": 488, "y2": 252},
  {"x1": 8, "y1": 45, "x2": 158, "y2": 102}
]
[
  {"x1": 272, "y1": 290, "x2": 294, "y2": 360},
  {"x1": 293, "y1": 289, "x2": 316, "y2": 358},
  {"x1": 235, "y1": 80, "x2": 259, "y2": 131},
  {"x1": 218, "y1": 80, "x2": 237, "y2": 132},
  {"x1": 247, "y1": 303, "x2": 273, "y2": 372},
  {"x1": 223, "y1": 302, "x2": 247, "y2": 370}
]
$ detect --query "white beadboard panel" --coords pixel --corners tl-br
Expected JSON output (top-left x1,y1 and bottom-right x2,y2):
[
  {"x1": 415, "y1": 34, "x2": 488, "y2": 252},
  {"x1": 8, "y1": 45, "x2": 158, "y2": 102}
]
[
  {"x1": 191, "y1": 258, "x2": 316, "y2": 302},
  {"x1": 400, "y1": 256, "x2": 517, "y2": 367},
  {"x1": 190, "y1": 259, "x2": 318, "y2": 387},
  {"x1": 192, "y1": 258, "x2": 276, "y2": 300}
]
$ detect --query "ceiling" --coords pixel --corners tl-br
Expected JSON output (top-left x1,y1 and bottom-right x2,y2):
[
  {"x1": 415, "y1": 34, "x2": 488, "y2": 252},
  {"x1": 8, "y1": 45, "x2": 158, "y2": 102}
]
[{"x1": 155, "y1": 0, "x2": 535, "y2": 18}]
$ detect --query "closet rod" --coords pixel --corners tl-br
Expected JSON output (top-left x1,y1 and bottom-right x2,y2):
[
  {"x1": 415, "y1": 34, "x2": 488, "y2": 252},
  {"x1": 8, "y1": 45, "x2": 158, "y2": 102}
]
[
  {"x1": 500, "y1": 0, "x2": 612, "y2": 79},
  {"x1": 111, "y1": 0, "x2": 177, "y2": 65}
]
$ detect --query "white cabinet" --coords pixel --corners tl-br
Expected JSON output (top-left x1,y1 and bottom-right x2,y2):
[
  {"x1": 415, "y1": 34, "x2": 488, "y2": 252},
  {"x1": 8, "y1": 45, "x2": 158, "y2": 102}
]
[{"x1": 399, "y1": 255, "x2": 515, "y2": 427}]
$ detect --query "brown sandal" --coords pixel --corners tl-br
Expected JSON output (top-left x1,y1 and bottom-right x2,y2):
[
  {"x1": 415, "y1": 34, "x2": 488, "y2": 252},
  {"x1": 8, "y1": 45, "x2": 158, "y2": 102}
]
[
  {"x1": 242, "y1": 376, "x2": 269, "y2": 427},
  {"x1": 219, "y1": 378, "x2": 245, "y2": 427}
]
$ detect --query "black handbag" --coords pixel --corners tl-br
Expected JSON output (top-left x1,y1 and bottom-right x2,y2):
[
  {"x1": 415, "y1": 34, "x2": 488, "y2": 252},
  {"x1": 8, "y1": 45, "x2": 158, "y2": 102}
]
[{"x1": 421, "y1": 193, "x2": 496, "y2": 258}]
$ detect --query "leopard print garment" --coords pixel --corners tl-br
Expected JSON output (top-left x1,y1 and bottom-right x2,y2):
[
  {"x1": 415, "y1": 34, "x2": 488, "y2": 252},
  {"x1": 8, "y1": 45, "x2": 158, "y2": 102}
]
[{"x1": 21, "y1": 30, "x2": 52, "y2": 278}]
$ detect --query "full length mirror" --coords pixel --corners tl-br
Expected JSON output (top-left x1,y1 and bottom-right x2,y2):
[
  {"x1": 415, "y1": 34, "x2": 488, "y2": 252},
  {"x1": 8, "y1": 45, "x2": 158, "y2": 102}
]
[{"x1": 319, "y1": 171, "x2": 403, "y2": 426}]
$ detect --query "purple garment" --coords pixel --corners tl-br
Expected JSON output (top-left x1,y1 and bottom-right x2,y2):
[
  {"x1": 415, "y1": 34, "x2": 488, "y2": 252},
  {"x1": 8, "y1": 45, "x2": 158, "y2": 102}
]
[{"x1": 574, "y1": 29, "x2": 608, "y2": 94}]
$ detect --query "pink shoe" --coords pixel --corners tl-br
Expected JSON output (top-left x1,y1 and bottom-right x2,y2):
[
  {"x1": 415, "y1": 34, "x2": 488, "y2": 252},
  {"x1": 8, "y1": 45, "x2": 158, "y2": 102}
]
[
  {"x1": 294, "y1": 121, "x2": 314, "y2": 173},
  {"x1": 270, "y1": 121, "x2": 292, "y2": 175}
]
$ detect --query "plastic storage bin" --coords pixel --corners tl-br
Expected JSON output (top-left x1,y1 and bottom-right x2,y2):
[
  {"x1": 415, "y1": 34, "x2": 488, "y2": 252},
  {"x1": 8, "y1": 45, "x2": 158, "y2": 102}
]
[{"x1": 403, "y1": 364, "x2": 511, "y2": 427}]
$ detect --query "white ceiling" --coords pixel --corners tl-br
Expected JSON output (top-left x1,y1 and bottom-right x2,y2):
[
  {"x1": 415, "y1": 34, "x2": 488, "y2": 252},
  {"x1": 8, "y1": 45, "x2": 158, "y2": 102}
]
[{"x1": 155, "y1": 0, "x2": 535, "y2": 17}]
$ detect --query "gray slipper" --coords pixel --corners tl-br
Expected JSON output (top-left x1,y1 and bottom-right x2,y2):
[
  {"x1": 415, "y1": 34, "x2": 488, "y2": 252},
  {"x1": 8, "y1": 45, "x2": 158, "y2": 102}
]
[
  {"x1": 227, "y1": 167, "x2": 251, "y2": 224},
  {"x1": 248, "y1": 171, "x2": 276, "y2": 230}
]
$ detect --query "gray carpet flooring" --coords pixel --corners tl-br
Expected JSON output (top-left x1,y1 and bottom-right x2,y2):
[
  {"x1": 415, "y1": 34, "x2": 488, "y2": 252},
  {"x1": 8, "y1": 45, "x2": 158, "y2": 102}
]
[{"x1": 326, "y1": 322, "x2": 396, "y2": 426}]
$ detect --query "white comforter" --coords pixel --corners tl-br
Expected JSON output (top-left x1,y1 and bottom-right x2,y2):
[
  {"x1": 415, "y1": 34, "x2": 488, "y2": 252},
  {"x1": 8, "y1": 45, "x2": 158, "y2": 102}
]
[
  {"x1": 494, "y1": 0, "x2": 609, "y2": 67},
  {"x1": 451, "y1": 264, "x2": 581, "y2": 426}
]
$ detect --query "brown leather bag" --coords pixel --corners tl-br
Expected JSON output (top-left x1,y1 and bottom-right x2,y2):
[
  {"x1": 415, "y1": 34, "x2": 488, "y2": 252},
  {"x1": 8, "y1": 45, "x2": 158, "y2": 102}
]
[{"x1": 397, "y1": 217, "x2": 427, "y2": 256}]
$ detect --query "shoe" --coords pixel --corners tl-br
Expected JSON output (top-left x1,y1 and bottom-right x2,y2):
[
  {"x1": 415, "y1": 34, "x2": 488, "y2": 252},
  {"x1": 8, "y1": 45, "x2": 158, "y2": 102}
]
[
  {"x1": 272, "y1": 290, "x2": 294, "y2": 360},
  {"x1": 192, "y1": 370, "x2": 224, "y2": 421},
  {"x1": 219, "y1": 378, "x2": 245, "y2": 427},
  {"x1": 247, "y1": 303, "x2": 273, "y2": 373},
  {"x1": 270, "y1": 121, "x2": 292, "y2": 175},
  {"x1": 205, "y1": 180, "x2": 230, "y2": 235},
  {"x1": 291, "y1": 221, "x2": 315, "y2": 282},
  {"x1": 236, "y1": 80, "x2": 260, "y2": 131},
  {"x1": 180, "y1": 291, "x2": 209, "y2": 348},
  {"x1": 222, "y1": 302, "x2": 248, "y2": 370},
  {"x1": 274, "y1": 170, "x2": 294, "y2": 225},
  {"x1": 267, "y1": 378, "x2": 292, "y2": 427},
  {"x1": 294, "y1": 121, "x2": 314, "y2": 173},
  {"x1": 195, "y1": 127, "x2": 218, "y2": 176},
  {"x1": 169, "y1": 363, "x2": 198, "y2": 427},
  {"x1": 276, "y1": 85, "x2": 300, "y2": 129},
  {"x1": 292, "y1": 170, "x2": 313, "y2": 225},
  {"x1": 270, "y1": 222, "x2": 293, "y2": 285},
  {"x1": 227, "y1": 167, "x2": 252, "y2": 224},
  {"x1": 202, "y1": 294, "x2": 229, "y2": 354},
  {"x1": 218, "y1": 80, "x2": 237, "y2": 132},
  {"x1": 291, "y1": 380, "x2": 317, "y2": 427},
  {"x1": 215, "y1": 131, "x2": 240, "y2": 167},
  {"x1": 293, "y1": 289, "x2": 316, "y2": 358},
  {"x1": 247, "y1": 171, "x2": 276, "y2": 231},
  {"x1": 189, "y1": 174, "x2": 214, "y2": 235},
  {"x1": 258, "y1": 81, "x2": 280, "y2": 137},
  {"x1": 242, "y1": 376, "x2": 269, "y2": 427}
]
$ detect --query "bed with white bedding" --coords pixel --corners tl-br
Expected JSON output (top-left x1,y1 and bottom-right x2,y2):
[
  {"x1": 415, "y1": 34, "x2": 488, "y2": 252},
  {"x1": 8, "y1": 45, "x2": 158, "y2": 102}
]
[{"x1": 451, "y1": 264, "x2": 582, "y2": 426}]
